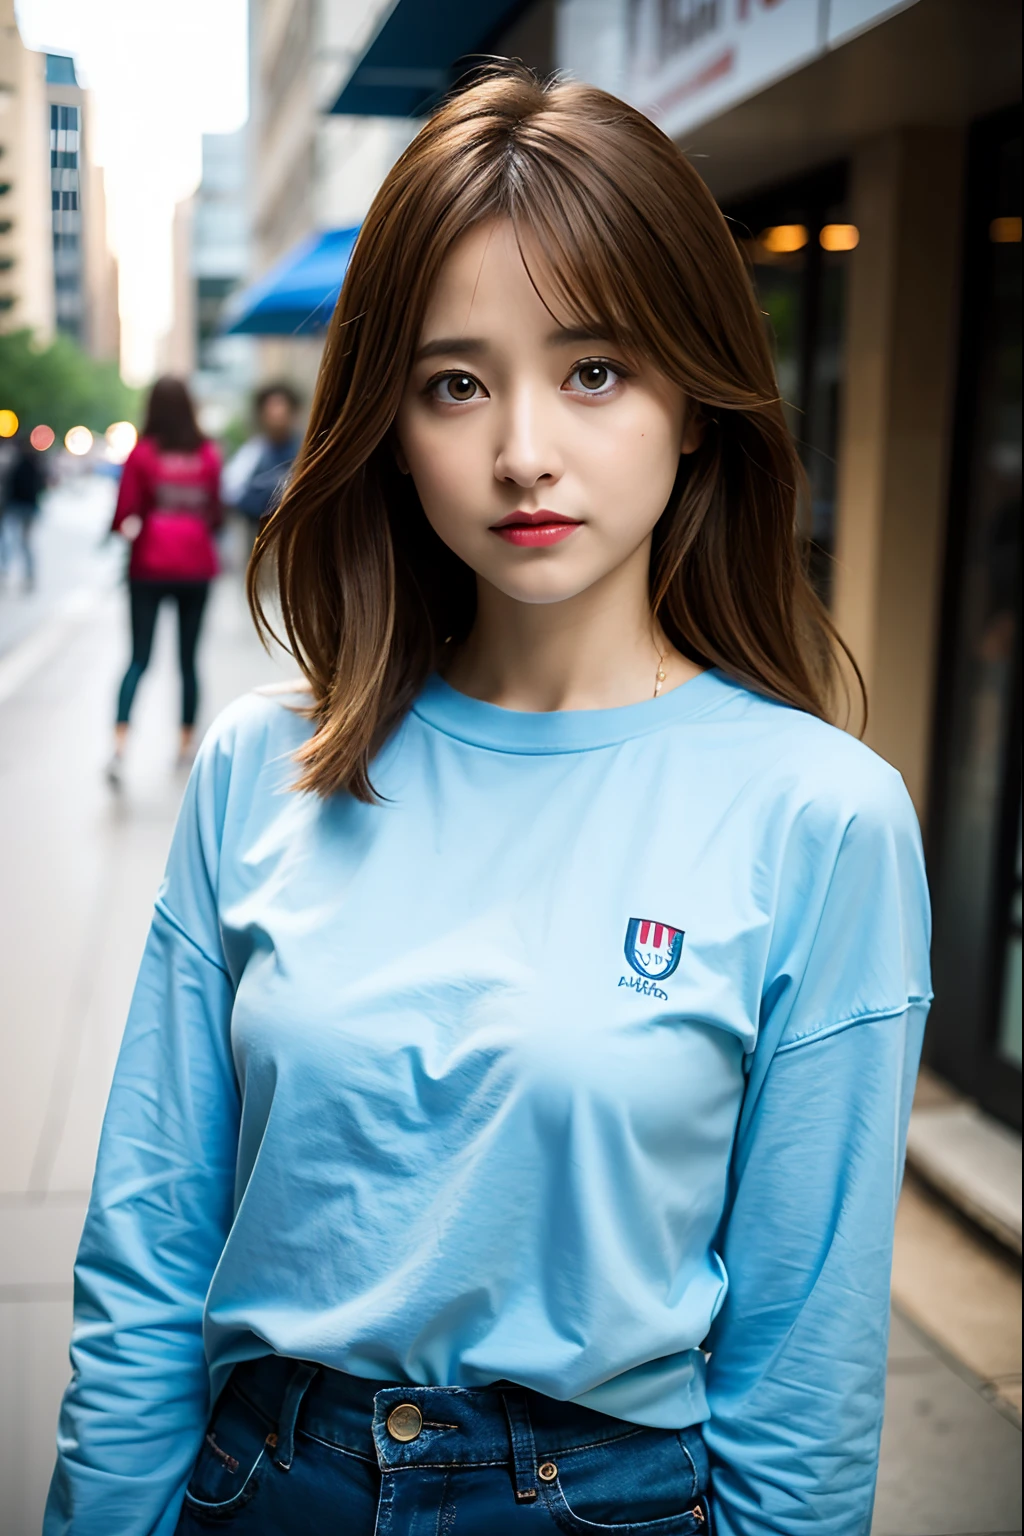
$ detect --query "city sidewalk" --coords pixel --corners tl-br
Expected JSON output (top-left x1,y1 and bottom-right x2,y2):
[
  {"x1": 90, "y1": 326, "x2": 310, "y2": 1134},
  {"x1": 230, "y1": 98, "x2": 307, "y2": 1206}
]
[
  {"x1": 0, "y1": 483, "x2": 1020, "y2": 1535},
  {"x1": 881, "y1": 1174, "x2": 1021, "y2": 1534}
]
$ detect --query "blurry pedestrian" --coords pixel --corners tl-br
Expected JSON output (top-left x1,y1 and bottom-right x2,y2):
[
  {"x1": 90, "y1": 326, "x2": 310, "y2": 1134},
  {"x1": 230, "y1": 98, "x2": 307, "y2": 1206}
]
[
  {"x1": 221, "y1": 382, "x2": 301, "y2": 553},
  {"x1": 107, "y1": 376, "x2": 222, "y2": 786},
  {"x1": 0, "y1": 432, "x2": 47, "y2": 590}
]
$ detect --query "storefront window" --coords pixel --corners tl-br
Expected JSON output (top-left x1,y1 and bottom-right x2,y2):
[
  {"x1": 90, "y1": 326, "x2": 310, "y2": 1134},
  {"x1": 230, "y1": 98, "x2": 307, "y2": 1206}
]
[
  {"x1": 928, "y1": 107, "x2": 1022, "y2": 1128},
  {"x1": 725, "y1": 166, "x2": 851, "y2": 603}
]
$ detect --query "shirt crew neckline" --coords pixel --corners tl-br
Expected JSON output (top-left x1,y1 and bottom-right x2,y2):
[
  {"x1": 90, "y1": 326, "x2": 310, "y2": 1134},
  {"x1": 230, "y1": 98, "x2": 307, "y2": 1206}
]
[{"x1": 412, "y1": 667, "x2": 734, "y2": 754}]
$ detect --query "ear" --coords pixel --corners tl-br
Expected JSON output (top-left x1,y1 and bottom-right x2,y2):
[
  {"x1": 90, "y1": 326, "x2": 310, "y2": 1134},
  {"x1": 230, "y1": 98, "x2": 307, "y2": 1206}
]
[
  {"x1": 393, "y1": 439, "x2": 411, "y2": 476},
  {"x1": 680, "y1": 403, "x2": 706, "y2": 457}
]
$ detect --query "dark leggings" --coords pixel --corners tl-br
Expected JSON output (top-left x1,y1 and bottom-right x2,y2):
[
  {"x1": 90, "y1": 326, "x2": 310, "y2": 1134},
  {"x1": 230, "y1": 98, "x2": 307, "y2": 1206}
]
[{"x1": 116, "y1": 580, "x2": 210, "y2": 727}]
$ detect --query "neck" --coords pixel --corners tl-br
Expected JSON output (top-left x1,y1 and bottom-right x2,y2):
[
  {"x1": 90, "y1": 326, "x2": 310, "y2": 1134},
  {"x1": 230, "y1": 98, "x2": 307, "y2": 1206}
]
[{"x1": 444, "y1": 540, "x2": 701, "y2": 712}]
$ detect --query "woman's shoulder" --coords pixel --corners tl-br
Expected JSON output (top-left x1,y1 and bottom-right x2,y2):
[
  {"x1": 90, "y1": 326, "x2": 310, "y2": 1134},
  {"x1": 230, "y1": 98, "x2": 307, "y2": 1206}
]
[
  {"x1": 125, "y1": 436, "x2": 157, "y2": 468},
  {"x1": 195, "y1": 682, "x2": 313, "y2": 791},
  {"x1": 704, "y1": 672, "x2": 918, "y2": 838}
]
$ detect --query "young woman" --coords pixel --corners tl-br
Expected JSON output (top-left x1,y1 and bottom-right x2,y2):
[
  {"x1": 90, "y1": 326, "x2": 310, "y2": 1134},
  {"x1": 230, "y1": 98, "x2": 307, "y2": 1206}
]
[
  {"x1": 107, "y1": 376, "x2": 222, "y2": 785},
  {"x1": 47, "y1": 69, "x2": 931, "y2": 1536}
]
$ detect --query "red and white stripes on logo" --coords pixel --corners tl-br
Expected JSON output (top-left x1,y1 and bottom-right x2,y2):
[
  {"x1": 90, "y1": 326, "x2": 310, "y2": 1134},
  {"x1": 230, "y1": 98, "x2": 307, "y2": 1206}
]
[{"x1": 635, "y1": 921, "x2": 680, "y2": 951}]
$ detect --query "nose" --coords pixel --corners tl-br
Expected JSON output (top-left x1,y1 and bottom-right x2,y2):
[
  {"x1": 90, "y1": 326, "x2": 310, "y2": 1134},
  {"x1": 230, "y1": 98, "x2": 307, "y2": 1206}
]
[{"x1": 493, "y1": 384, "x2": 562, "y2": 489}]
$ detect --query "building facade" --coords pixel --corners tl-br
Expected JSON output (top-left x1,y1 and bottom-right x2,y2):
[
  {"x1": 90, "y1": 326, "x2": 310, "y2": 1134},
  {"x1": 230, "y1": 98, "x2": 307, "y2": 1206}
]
[
  {"x1": 189, "y1": 128, "x2": 256, "y2": 435},
  {"x1": 246, "y1": 0, "x2": 414, "y2": 394},
  {"x1": 42, "y1": 52, "x2": 119, "y2": 361},
  {"x1": 0, "y1": 0, "x2": 53, "y2": 340},
  {"x1": 158, "y1": 192, "x2": 196, "y2": 379},
  {"x1": 44, "y1": 52, "x2": 86, "y2": 345},
  {"x1": 82, "y1": 135, "x2": 119, "y2": 363}
]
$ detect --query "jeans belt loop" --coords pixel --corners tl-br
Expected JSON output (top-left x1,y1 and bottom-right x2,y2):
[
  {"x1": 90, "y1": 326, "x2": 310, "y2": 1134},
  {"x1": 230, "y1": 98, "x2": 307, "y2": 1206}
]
[
  {"x1": 272, "y1": 1362, "x2": 319, "y2": 1471},
  {"x1": 500, "y1": 1389, "x2": 539, "y2": 1503}
]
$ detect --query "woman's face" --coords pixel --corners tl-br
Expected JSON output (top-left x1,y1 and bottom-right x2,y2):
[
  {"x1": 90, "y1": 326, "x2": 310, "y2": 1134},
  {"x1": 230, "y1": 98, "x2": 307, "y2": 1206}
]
[{"x1": 395, "y1": 219, "x2": 701, "y2": 608}]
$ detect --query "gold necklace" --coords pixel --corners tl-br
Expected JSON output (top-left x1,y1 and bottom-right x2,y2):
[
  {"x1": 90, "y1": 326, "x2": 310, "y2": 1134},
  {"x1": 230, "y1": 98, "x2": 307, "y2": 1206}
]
[{"x1": 654, "y1": 649, "x2": 667, "y2": 698}]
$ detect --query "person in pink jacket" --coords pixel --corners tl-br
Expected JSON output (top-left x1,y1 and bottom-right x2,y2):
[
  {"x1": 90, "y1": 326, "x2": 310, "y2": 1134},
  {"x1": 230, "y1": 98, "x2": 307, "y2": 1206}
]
[{"x1": 107, "y1": 377, "x2": 222, "y2": 785}]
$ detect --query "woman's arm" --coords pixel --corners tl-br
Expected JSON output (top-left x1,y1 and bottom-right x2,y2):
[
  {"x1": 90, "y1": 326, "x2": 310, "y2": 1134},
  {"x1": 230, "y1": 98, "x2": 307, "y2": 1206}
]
[
  {"x1": 704, "y1": 1005, "x2": 926, "y2": 1535},
  {"x1": 44, "y1": 743, "x2": 240, "y2": 1536},
  {"x1": 705, "y1": 756, "x2": 931, "y2": 1534},
  {"x1": 111, "y1": 442, "x2": 150, "y2": 533}
]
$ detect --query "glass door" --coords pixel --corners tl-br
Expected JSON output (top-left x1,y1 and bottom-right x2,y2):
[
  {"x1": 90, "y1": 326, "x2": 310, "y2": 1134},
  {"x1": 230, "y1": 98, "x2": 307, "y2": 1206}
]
[
  {"x1": 724, "y1": 164, "x2": 852, "y2": 605},
  {"x1": 928, "y1": 105, "x2": 1022, "y2": 1129}
]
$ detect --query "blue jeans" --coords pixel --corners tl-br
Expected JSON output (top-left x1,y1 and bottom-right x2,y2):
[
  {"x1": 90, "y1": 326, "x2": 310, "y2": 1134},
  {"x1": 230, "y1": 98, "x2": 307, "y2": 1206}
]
[{"x1": 175, "y1": 1355, "x2": 711, "y2": 1534}]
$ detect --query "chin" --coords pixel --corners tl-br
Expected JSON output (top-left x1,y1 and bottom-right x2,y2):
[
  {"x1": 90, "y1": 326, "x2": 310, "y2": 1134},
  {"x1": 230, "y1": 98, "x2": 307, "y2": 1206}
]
[{"x1": 485, "y1": 563, "x2": 609, "y2": 606}]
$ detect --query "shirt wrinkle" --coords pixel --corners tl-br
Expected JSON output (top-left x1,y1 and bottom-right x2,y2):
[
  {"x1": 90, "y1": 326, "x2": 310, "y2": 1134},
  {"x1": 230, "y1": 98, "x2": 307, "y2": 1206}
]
[
  {"x1": 152, "y1": 896, "x2": 230, "y2": 979},
  {"x1": 774, "y1": 998, "x2": 931, "y2": 1054}
]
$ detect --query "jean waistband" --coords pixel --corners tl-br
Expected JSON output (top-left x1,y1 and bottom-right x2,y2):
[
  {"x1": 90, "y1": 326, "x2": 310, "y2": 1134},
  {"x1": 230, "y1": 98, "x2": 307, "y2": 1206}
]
[{"x1": 230, "y1": 1353, "x2": 657, "y2": 1479}]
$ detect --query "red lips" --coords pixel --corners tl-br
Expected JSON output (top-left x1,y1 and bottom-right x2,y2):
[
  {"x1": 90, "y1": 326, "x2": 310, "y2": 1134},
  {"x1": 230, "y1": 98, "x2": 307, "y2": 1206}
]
[{"x1": 490, "y1": 510, "x2": 582, "y2": 547}]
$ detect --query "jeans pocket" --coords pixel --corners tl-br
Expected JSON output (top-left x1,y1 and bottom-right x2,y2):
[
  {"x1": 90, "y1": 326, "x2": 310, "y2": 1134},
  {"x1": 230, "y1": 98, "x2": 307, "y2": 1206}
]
[
  {"x1": 182, "y1": 1385, "x2": 272, "y2": 1523},
  {"x1": 540, "y1": 1424, "x2": 708, "y2": 1534}
]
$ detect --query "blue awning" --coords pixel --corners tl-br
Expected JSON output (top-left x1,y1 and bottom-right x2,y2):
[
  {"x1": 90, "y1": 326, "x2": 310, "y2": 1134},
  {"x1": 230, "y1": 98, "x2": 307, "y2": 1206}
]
[
  {"x1": 221, "y1": 227, "x2": 360, "y2": 336},
  {"x1": 330, "y1": 0, "x2": 531, "y2": 117}
]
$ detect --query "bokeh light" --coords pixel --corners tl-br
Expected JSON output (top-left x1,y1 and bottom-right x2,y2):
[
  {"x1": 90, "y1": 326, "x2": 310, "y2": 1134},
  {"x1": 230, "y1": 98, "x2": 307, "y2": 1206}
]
[
  {"x1": 105, "y1": 420, "x2": 139, "y2": 464},
  {"x1": 759, "y1": 224, "x2": 808, "y2": 254},
  {"x1": 30, "y1": 425, "x2": 56, "y2": 451},
  {"x1": 65, "y1": 426, "x2": 95, "y2": 457},
  {"x1": 0, "y1": 409, "x2": 19, "y2": 438},
  {"x1": 820, "y1": 223, "x2": 860, "y2": 251}
]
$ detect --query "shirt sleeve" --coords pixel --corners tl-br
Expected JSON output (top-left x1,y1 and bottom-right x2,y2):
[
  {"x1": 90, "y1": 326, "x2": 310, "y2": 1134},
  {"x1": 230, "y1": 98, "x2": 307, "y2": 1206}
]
[
  {"x1": 111, "y1": 443, "x2": 150, "y2": 530},
  {"x1": 44, "y1": 735, "x2": 240, "y2": 1536},
  {"x1": 704, "y1": 759, "x2": 932, "y2": 1536}
]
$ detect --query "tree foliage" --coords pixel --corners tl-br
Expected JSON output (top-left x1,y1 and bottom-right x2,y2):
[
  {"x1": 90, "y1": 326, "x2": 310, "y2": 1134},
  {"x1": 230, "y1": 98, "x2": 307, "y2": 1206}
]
[{"x1": 0, "y1": 328, "x2": 139, "y2": 441}]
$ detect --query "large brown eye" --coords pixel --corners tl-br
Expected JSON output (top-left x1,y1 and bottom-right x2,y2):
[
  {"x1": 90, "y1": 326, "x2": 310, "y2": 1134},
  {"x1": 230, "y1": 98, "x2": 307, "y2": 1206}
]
[
  {"x1": 577, "y1": 363, "x2": 610, "y2": 392},
  {"x1": 444, "y1": 374, "x2": 478, "y2": 402}
]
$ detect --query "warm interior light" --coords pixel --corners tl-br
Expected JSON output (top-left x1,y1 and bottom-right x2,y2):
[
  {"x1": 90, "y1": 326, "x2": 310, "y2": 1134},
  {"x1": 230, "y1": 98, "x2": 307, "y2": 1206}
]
[
  {"x1": 65, "y1": 425, "x2": 94, "y2": 456},
  {"x1": 30, "y1": 424, "x2": 55, "y2": 451},
  {"x1": 990, "y1": 216, "x2": 1022, "y2": 244},
  {"x1": 820, "y1": 223, "x2": 860, "y2": 251},
  {"x1": 105, "y1": 420, "x2": 138, "y2": 465},
  {"x1": 0, "y1": 408, "x2": 18, "y2": 438},
  {"x1": 760, "y1": 224, "x2": 808, "y2": 254}
]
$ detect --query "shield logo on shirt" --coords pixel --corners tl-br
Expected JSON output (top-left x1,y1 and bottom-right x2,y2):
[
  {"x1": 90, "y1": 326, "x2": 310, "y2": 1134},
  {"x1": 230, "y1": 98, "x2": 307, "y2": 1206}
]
[{"x1": 624, "y1": 918, "x2": 684, "y2": 982}]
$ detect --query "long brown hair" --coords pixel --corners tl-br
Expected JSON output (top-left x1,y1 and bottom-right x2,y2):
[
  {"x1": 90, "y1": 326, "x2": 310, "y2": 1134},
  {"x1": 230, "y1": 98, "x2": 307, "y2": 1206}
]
[
  {"x1": 142, "y1": 376, "x2": 204, "y2": 452},
  {"x1": 250, "y1": 64, "x2": 863, "y2": 801}
]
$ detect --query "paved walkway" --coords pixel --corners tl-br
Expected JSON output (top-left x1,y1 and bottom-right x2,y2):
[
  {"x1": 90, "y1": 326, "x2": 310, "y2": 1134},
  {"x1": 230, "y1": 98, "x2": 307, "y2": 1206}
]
[{"x1": 0, "y1": 480, "x2": 1019, "y2": 1535}]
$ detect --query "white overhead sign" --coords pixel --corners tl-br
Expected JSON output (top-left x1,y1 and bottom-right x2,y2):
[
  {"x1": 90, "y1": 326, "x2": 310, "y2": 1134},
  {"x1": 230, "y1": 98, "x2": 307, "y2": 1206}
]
[
  {"x1": 826, "y1": 0, "x2": 919, "y2": 47},
  {"x1": 624, "y1": 0, "x2": 920, "y2": 141}
]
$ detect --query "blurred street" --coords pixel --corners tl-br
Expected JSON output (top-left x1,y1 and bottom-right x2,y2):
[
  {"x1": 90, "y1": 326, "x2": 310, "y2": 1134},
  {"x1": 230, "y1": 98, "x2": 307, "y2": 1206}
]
[
  {"x1": 0, "y1": 478, "x2": 1019, "y2": 1536},
  {"x1": 0, "y1": 472, "x2": 119, "y2": 657}
]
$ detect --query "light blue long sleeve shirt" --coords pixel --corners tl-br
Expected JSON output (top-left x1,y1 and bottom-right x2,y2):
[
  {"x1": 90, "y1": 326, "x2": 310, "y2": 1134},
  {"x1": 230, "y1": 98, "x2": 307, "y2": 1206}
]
[{"x1": 46, "y1": 669, "x2": 931, "y2": 1535}]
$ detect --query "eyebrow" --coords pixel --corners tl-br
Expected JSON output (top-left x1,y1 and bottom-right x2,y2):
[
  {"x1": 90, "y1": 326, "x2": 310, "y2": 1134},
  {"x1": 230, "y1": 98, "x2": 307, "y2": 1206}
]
[
  {"x1": 547, "y1": 326, "x2": 612, "y2": 347},
  {"x1": 413, "y1": 325, "x2": 614, "y2": 363},
  {"x1": 414, "y1": 336, "x2": 487, "y2": 362}
]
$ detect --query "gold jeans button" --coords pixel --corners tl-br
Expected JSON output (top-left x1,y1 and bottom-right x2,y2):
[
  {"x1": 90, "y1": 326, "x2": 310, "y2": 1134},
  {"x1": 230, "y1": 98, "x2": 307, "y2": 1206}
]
[
  {"x1": 538, "y1": 1461, "x2": 558, "y2": 1481},
  {"x1": 386, "y1": 1402, "x2": 424, "y2": 1442}
]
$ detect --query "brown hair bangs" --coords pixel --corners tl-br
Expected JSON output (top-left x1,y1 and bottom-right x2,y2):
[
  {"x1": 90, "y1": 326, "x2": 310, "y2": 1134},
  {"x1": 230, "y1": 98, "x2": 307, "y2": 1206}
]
[{"x1": 249, "y1": 63, "x2": 863, "y2": 801}]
